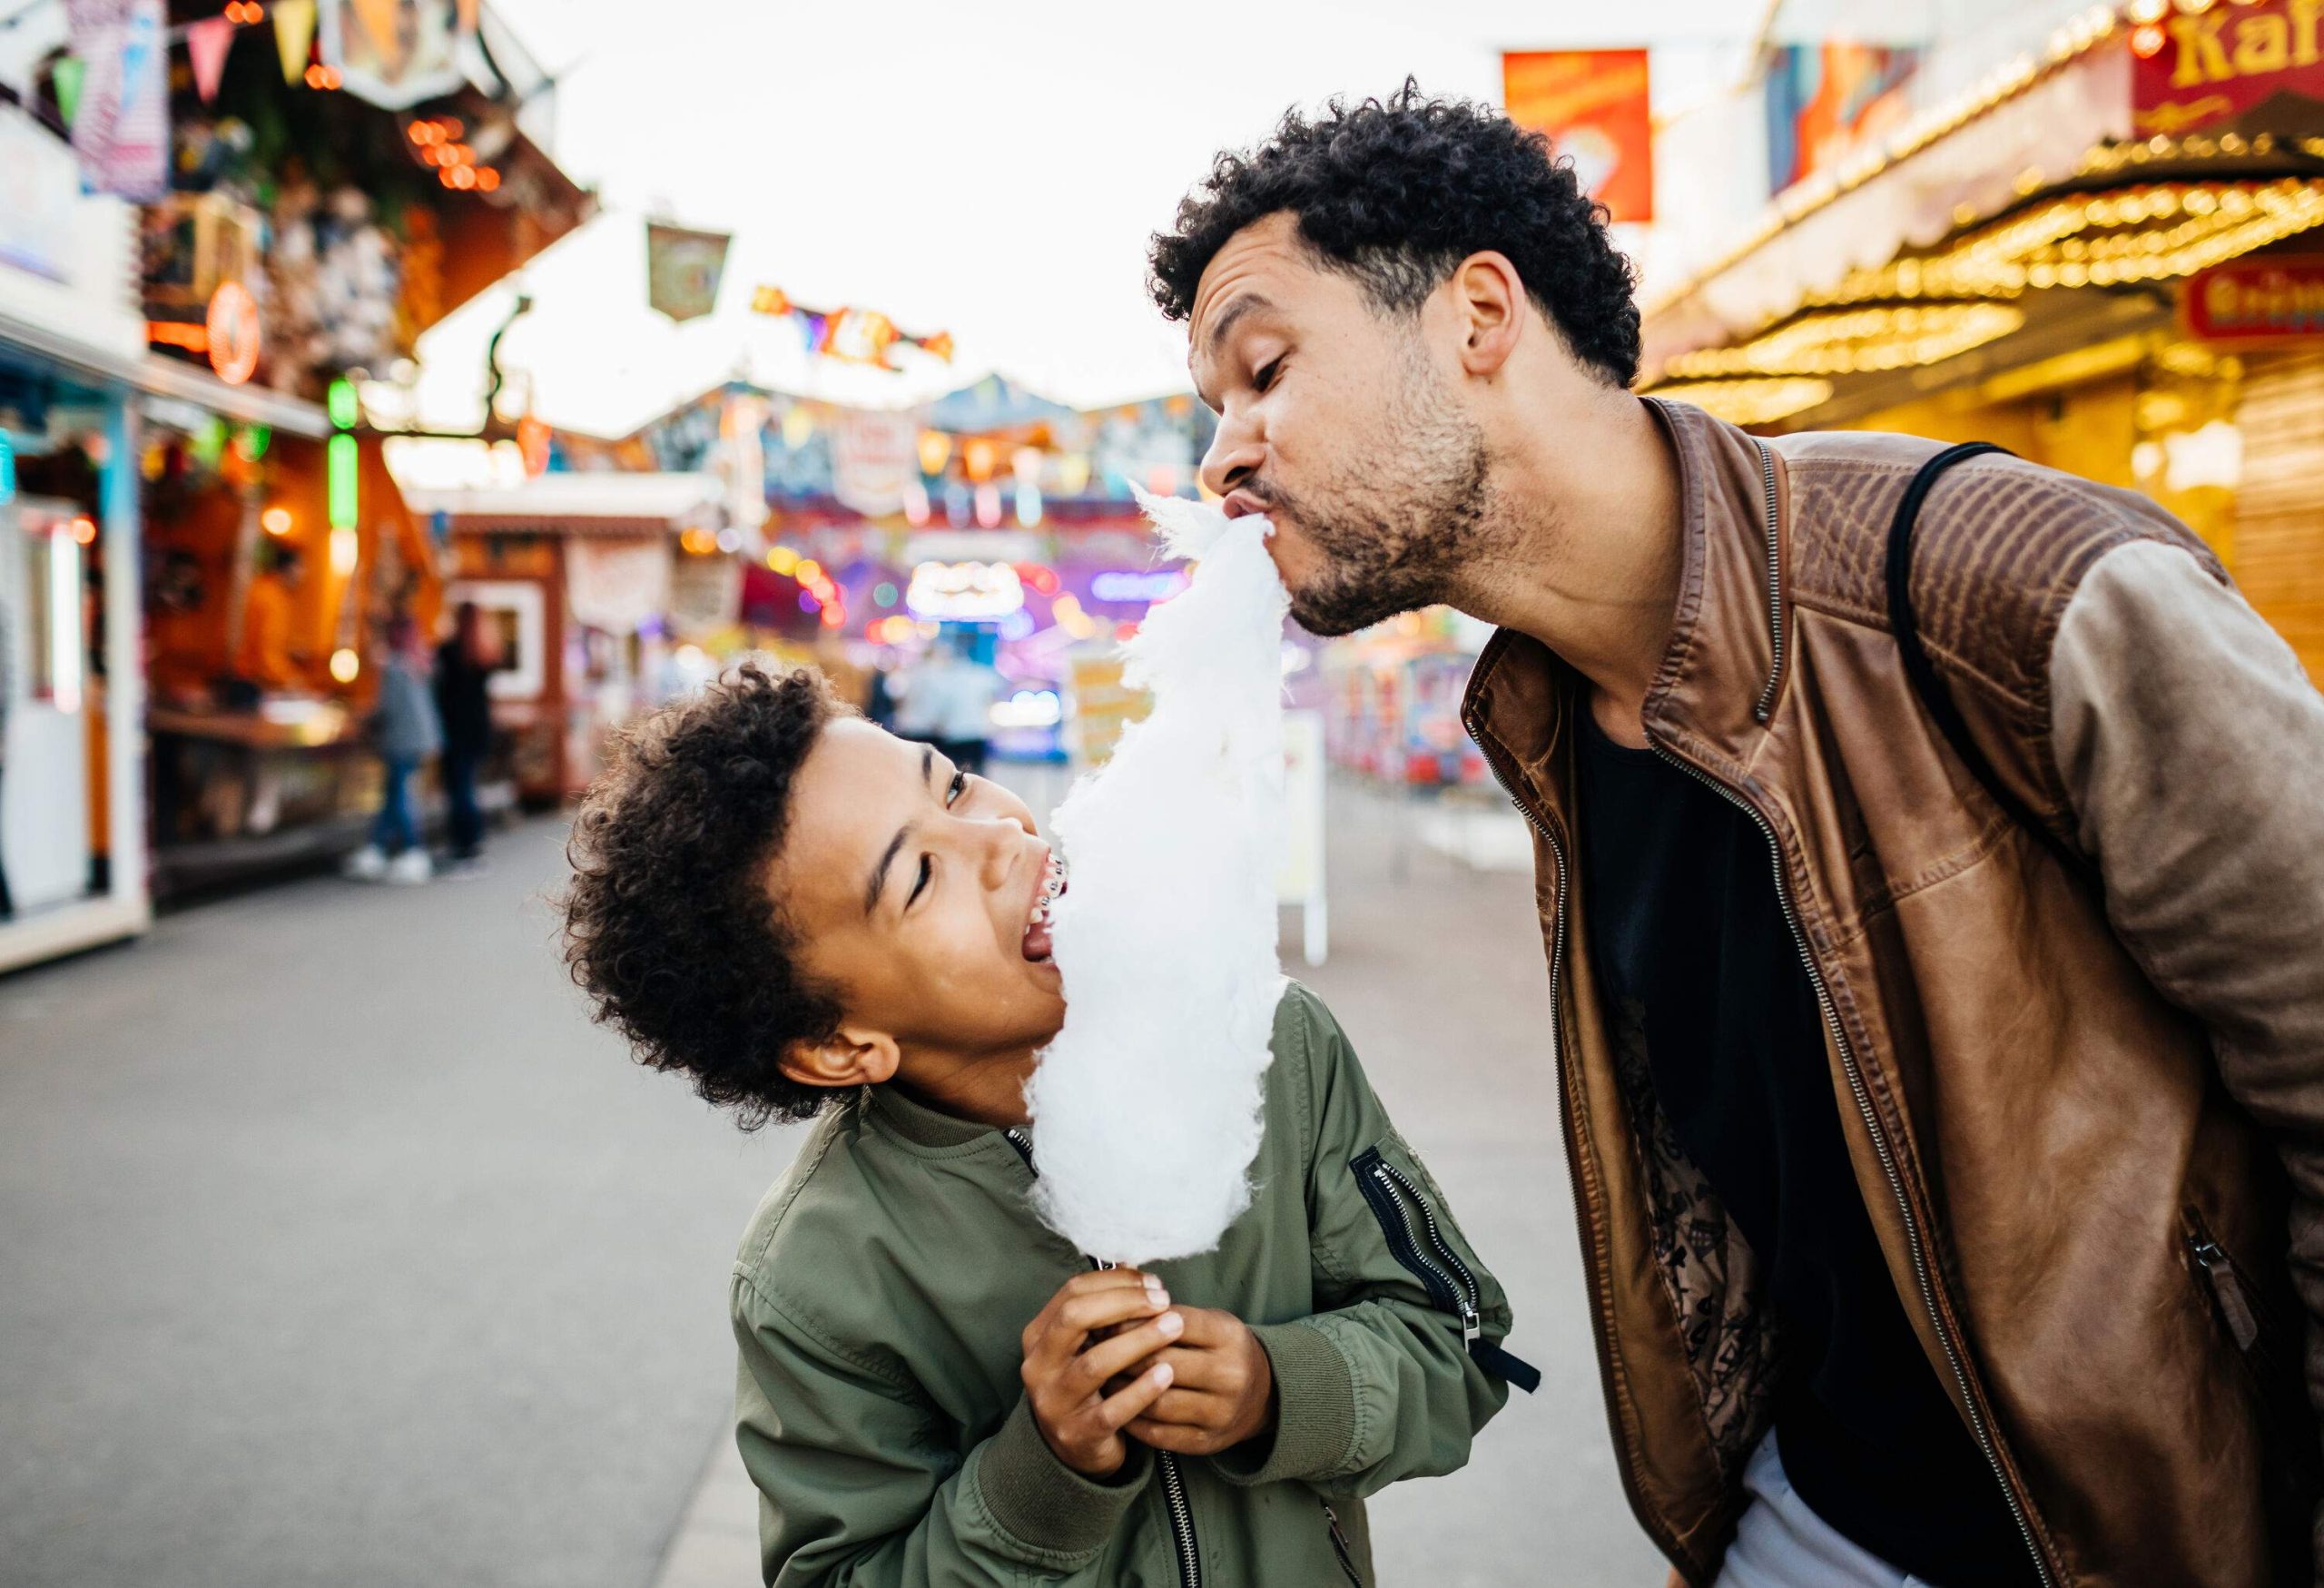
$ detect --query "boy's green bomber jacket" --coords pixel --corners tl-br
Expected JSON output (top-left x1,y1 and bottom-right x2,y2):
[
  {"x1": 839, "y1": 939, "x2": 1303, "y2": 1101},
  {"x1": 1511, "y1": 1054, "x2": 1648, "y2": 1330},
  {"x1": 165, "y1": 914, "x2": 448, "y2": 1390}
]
[{"x1": 729, "y1": 983, "x2": 1533, "y2": 1585}]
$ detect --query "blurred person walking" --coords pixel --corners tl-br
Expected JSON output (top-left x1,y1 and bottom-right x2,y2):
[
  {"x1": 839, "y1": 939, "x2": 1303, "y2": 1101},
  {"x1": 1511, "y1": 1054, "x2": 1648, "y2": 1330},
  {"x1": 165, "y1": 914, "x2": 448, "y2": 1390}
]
[
  {"x1": 433, "y1": 602, "x2": 497, "y2": 876},
  {"x1": 1156, "y1": 86, "x2": 2324, "y2": 1588},
  {"x1": 344, "y1": 615, "x2": 442, "y2": 885}
]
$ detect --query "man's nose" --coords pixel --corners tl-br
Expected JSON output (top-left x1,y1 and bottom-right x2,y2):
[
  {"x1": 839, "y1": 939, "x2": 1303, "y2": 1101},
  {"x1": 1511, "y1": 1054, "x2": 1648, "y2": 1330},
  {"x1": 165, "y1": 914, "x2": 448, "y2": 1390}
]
[{"x1": 1200, "y1": 426, "x2": 1264, "y2": 499}]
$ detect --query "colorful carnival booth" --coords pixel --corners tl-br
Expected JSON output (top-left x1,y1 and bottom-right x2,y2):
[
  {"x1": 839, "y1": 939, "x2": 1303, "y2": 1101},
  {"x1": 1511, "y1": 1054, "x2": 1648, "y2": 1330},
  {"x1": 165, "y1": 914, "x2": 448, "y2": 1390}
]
[{"x1": 1640, "y1": 1, "x2": 2324, "y2": 683}]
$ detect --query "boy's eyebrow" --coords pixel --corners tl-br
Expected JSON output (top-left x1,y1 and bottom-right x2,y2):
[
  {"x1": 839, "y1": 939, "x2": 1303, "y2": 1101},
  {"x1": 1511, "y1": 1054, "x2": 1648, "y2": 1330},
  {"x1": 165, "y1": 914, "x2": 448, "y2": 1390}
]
[{"x1": 863, "y1": 746, "x2": 938, "y2": 917}]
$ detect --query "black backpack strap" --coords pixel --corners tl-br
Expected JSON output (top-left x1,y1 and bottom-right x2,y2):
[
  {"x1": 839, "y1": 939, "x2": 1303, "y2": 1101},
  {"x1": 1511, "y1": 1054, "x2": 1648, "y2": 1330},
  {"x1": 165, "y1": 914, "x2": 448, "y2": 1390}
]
[{"x1": 1883, "y1": 442, "x2": 2089, "y2": 875}]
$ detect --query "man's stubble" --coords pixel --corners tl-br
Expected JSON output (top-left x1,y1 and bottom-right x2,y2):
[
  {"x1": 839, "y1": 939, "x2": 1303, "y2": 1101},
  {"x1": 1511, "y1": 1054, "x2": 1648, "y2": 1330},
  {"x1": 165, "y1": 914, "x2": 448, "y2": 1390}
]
[{"x1": 1261, "y1": 344, "x2": 1516, "y2": 637}]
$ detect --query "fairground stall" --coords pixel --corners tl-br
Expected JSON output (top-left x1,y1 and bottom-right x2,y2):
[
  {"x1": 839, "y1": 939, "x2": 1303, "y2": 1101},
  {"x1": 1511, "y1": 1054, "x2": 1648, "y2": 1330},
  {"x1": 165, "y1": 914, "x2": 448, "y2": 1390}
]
[
  {"x1": 399, "y1": 473, "x2": 722, "y2": 804},
  {"x1": 0, "y1": 103, "x2": 151, "y2": 972},
  {"x1": 558, "y1": 375, "x2": 1222, "y2": 775},
  {"x1": 1640, "y1": 2, "x2": 2324, "y2": 681},
  {"x1": 15, "y1": 0, "x2": 592, "y2": 898}
]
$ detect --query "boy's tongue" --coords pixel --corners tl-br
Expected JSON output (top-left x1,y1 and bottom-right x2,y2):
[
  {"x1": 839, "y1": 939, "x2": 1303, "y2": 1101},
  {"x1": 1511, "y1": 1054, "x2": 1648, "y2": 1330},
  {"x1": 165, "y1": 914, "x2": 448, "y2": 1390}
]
[{"x1": 1022, "y1": 918, "x2": 1053, "y2": 962}]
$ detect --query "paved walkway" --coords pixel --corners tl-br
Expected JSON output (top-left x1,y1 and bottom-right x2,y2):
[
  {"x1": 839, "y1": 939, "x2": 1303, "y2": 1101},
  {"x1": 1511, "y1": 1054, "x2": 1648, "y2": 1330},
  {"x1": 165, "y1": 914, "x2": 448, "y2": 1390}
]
[{"x1": 0, "y1": 784, "x2": 1663, "y2": 1587}]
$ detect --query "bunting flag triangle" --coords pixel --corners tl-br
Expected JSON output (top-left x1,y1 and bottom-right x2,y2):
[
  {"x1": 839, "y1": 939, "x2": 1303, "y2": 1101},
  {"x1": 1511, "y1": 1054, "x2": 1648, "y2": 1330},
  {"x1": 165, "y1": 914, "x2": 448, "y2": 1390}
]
[
  {"x1": 187, "y1": 17, "x2": 234, "y2": 104},
  {"x1": 350, "y1": 0, "x2": 403, "y2": 72},
  {"x1": 454, "y1": 0, "x2": 479, "y2": 31},
  {"x1": 273, "y1": 0, "x2": 316, "y2": 84},
  {"x1": 51, "y1": 53, "x2": 83, "y2": 128}
]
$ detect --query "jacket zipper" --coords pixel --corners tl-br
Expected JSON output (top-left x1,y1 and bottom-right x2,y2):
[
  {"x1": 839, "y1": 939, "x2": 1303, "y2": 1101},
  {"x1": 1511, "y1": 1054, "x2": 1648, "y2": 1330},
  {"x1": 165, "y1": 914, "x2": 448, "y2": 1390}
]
[
  {"x1": 1322, "y1": 1501, "x2": 1363, "y2": 1585},
  {"x1": 1352, "y1": 1149, "x2": 1472, "y2": 1321},
  {"x1": 1348, "y1": 1148, "x2": 1541, "y2": 1391},
  {"x1": 1642, "y1": 743, "x2": 2053, "y2": 1588},
  {"x1": 1004, "y1": 1128, "x2": 1201, "y2": 1588},
  {"x1": 2185, "y1": 1207, "x2": 2290, "y2": 1377},
  {"x1": 1748, "y1": 439, "x2": 1785, "y2": 724}
]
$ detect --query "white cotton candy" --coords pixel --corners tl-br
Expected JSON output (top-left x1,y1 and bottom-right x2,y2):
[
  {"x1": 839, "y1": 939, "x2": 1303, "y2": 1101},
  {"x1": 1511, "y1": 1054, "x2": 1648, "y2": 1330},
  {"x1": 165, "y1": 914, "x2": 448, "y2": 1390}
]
[{"x1": 1024, "y1": 488, "x2": 1290, "y2": 1266}]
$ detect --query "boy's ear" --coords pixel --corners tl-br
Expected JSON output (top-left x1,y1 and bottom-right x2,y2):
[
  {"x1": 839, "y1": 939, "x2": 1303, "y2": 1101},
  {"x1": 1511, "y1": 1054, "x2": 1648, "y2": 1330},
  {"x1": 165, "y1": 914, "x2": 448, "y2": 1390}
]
[{"x1": 779, "y1": 1025, "x2": 901, "y2": 1091}]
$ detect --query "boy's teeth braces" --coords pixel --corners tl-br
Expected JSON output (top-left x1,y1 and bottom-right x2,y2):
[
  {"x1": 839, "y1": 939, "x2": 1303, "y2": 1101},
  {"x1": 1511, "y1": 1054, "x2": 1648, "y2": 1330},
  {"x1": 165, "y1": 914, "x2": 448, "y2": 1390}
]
[{"x1": 1029, "y1": 860, "x2": 1067, "y2": 935}]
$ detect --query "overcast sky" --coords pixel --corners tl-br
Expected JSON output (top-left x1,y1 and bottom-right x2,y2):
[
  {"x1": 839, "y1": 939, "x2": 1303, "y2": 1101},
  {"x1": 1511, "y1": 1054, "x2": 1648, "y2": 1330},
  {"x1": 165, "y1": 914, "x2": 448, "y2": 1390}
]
[{"x1": 411, "y1": 0, "x2": 1771, "y2": 438}]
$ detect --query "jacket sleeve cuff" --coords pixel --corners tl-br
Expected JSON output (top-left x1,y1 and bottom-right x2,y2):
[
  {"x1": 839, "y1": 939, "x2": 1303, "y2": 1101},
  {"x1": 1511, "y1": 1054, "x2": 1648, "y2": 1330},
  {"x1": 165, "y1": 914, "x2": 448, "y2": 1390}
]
[
  {"x1": 974, "y1": 1394, "x2": 1151, "y2": 1559},
  {"x1": 1212, "y1": 1320, "x2": 1356, "y2": 1486}
]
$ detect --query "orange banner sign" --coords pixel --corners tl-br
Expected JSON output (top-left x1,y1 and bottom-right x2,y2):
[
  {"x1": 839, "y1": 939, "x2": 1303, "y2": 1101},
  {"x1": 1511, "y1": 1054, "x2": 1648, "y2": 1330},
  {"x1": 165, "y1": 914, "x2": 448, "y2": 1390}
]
[{"x1": 1502, "y1": 49, "x2": 1653, "y2": 222}]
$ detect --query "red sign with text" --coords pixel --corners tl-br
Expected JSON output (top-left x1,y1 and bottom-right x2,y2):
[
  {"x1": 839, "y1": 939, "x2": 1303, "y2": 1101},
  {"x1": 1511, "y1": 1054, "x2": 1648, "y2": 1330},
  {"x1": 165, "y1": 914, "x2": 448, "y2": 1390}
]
[
  {"x1": 2182, "y1": 256, "x2": 2324, "y2": 344},
  {"x1": 2132, "y1": 0, "x2": 2324, "y2": 136}
]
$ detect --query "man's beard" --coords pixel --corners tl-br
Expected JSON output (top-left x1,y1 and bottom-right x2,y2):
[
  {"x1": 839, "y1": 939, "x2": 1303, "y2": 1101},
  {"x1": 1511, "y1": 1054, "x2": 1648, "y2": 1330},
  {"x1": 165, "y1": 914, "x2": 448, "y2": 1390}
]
[{"x1": 1256, "y1": 361, "x2": 1494, "y2": 637}]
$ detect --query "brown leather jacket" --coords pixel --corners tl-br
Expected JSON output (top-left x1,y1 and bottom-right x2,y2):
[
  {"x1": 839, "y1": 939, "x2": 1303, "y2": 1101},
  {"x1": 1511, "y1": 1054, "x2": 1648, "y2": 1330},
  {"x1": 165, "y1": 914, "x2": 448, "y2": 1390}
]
[{"x1": 1462, "y1": 399, "x2": 2324, "y2": 1587}]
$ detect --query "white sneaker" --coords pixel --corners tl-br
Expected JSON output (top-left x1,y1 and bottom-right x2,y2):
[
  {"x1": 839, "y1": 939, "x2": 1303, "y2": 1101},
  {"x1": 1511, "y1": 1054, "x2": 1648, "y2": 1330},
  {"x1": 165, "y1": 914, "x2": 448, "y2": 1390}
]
[
  {"x1": 342, "y1": 845, "x2": 388, "y2": 882},
  {"x1": 386, "y1": 849, "x2": 432, "y2": 885}
]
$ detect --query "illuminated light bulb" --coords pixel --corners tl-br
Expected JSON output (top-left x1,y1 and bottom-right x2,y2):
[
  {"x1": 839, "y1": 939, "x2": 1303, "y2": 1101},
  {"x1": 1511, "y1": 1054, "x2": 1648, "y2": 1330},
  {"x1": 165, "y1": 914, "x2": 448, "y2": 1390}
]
[
  {"x1": 70, "y1": 516, "x2": 97, "y2": 545},
  {"x1": 476, "y1": 168, "x2": 499, "y2": 193},
  {"x1": 261, "y1": 507, "x2": 293, "y2": 536},
  {"x1": 330, "y1": 526, "x2": 358, "y2": 575},
  {"x1": 917, "y1": 429, "x2": 952, "y2": 474},
  {"x1": 796, "y1": 558, "x2": 822, "y2": 584},
  {"x1": 330, "y1": 648, "x2": 359, "y2": 684}
]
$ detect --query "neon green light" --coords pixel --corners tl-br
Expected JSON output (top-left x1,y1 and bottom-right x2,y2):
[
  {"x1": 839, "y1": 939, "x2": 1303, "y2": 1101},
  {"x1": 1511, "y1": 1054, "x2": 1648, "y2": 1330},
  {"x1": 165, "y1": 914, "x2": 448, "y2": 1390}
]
[
  {"x1": 328, "y1": 434, "x2": 359, "y2": 529},
  {"x1": 327, "y1": 379, "x2": 359, "y2": 431}
]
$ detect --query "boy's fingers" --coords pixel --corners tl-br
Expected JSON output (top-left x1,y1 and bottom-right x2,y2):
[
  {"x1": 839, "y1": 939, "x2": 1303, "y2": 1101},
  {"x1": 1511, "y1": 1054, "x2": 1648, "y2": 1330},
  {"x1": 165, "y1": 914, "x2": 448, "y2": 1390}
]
[
  {"x1": 1092, "y1": 1362, "x2": 1174, "y2": 1431},
  {"x1": 1162, "y1": 1305, "x2": 1233, "y2": 1346},
  {"x1": 1065, "y1": 1311, "x2": 1187, "y2": 1394},
  {"x1": 1027, "y1": 1285, "x2": 1170, "y2": 1369},
  {"x1": 1053, "y1": 1287, "x2": 1170, "y2": 1346},
  {"x1": 1117, "y1": 1345, "x2": 1241, "y2": 1393},
  {"x1": 1123, "y1": 1415, "x2": 1218, "y2": 1453},
  {"x1": 1132, "y1": 1386, "x2": 1228, "y2": 1426}
]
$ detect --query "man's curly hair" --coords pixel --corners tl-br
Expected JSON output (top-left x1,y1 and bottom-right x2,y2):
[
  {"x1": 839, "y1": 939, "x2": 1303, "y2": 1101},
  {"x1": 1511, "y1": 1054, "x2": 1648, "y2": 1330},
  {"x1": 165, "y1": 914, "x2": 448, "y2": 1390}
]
[
  {"x1": 1148, "y1": 82, "x2": 1640, "y2": 387},
  {"x1": 560, "y1": 665, "x2": 844, "y2": 1129}
]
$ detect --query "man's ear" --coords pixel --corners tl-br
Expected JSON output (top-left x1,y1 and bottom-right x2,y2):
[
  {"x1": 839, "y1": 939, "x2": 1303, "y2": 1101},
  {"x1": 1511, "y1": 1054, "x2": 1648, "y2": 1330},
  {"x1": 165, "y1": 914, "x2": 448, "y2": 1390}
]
[
  {"x1": 1448, "y1": 251, "x2": 1525, "y2": 379},
  {"x1": 778, "y1": 1025, "x2": 901, "y2": 1091}
]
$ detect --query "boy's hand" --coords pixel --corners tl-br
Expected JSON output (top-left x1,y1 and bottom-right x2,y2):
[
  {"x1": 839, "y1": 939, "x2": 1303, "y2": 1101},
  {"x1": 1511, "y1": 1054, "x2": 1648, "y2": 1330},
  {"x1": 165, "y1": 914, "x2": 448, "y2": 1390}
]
[
  {"x1": 1118, "y1": 1305, "x2": 1277, "y2": 1456},
  {"x1": 1019, "y1": 1268, "x2": 1184, "y2": 1479}
]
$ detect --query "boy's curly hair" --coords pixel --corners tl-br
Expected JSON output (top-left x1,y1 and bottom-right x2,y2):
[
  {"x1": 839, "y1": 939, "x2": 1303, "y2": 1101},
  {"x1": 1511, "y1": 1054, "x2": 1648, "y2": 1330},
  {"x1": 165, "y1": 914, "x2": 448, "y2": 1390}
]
[
  {"x1": 1147, "y1": 81, "x2": 1640, "y2": 387},
  {"x1": 560, "y1": 665, "x2": 844, "y2": 1129}
]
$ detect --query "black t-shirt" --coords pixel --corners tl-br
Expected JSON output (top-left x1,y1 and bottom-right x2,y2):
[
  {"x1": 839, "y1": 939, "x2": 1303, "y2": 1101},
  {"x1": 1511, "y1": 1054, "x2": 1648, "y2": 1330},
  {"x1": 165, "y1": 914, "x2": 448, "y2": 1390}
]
[{"x1": 1575, "y1": 713, "x2": 2036, "y2": 1588}]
